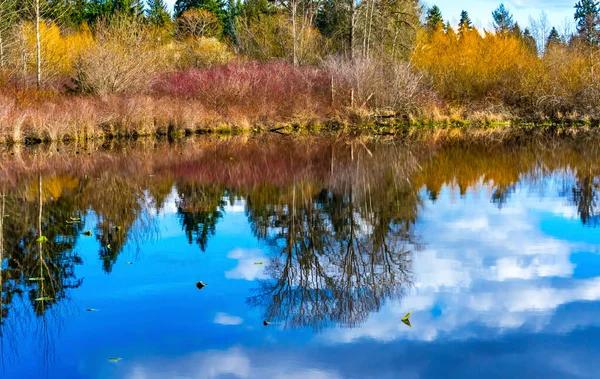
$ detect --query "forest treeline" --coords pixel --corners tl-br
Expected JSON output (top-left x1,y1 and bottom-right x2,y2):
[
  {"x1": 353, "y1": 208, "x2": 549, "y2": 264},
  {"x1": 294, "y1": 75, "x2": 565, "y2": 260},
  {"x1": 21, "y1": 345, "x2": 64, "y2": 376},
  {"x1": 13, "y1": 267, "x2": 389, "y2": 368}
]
[{"x1": 0, "y1": 1, "x2": 599, "y2": 142}]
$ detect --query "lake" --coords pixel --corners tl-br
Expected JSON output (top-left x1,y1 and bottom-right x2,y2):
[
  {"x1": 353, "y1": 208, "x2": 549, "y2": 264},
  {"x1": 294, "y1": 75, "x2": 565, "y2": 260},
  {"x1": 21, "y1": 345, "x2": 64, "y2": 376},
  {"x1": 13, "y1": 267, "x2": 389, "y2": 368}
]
[{"x1": 1, "y1": 135, "x2": 599, "y2": 378}]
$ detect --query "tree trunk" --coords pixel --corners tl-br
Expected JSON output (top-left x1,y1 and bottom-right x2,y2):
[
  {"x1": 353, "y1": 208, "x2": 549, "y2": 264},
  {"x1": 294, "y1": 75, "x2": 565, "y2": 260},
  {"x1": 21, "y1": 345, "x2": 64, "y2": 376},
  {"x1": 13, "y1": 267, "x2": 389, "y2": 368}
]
[
  {"x1": 35, "y1": 0, "x2": 41, "y2": 88},
  {"x1": 0, "y1": 33, "x2": 4, "y2": 69},
  {"x1": 350, "y1": 0, "x2": 356, "y2": 61},
  {"x1": 292, "y1": 1, "x2": 298, "y2": 66}
]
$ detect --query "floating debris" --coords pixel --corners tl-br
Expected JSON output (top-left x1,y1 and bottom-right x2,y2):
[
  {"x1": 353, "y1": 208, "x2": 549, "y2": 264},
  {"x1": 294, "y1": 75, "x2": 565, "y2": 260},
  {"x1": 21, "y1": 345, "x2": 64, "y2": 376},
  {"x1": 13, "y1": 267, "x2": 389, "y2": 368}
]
[
  {"x1": 82, "y1": 230, "x2": 93, "y2": 236},
  {"x1": 107, "y1": 244, "x2": 111, "y2": 250},
  {"x1": 114, "y1": 226, "x2": 123, "y2": 232},
  {"x1": 86, "y1": 308, "x2": 100, "y2": 312},
  {"x1": 28, "y1": 277, "x2": 45, "y2": 282},
  {"x1": 401, "y1": 312, "x2": 411, "y2": 328},
  {"x1": 35, "y1": 297, "x2": 53, "y2": 302},
  {"x1": 70, "y1": 217, "x2": 82, "y2": 222},
  {"x1": 196, "y1": 281, "x2": 207, "y2": 290},
  {"x1": 263, "y1": 321, "x2": 271, "y2": 326},
  {"x1": 126, "y1": 262, "x2": 133, "y2": 265},
  {"x1": 254, "y1": 262, "x2": 263, "y2": 265},
  {"x1": 108, "y1": 357, "x2": 122, "y2": 362},
  {"x1": 36, "y1": 236, "x2": 48, "y2": 244}
]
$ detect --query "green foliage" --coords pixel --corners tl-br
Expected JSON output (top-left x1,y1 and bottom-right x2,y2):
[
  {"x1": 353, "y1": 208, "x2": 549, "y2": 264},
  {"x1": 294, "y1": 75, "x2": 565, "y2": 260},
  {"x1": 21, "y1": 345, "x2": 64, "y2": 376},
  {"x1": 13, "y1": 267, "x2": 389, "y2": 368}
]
[
  {"x1": 458, "y1": 10, "x2": 473, "y2": 34},
  {"x1": 425, "y1": 5, "x2": 444, "y2": 32},
  {"x1": 547, "y1": 26, "x2": 563, "y2": 49},
  {"x1": 492, "y1": 3, "x2": 514, "y2": 35},
  {"x1": 574, "y1": 0, "x2": 600, "y2": 46},
  {"x1": 147, "y1": 0, "x2": 172, "y2": 28},
  {"x1": 522, "y1": 28, "x2": 538, "y2": 55}
]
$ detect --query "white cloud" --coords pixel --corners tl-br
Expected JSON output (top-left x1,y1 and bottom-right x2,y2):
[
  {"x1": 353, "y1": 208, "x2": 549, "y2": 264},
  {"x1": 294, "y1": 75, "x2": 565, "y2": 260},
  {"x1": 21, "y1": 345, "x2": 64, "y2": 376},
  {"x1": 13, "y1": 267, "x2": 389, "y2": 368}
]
[
  {"x1": 321, "y1": 182, "x2": 599, "y2": 345},
  {"x1": 214, "y1": 312, "x2": 244, "y2": 326},
  {"x1": 225, "y1": 249, "x2": 268, "y2": 281},
  {"x1": 125, "y1": 347, "x2": 341, "y2": 379}
]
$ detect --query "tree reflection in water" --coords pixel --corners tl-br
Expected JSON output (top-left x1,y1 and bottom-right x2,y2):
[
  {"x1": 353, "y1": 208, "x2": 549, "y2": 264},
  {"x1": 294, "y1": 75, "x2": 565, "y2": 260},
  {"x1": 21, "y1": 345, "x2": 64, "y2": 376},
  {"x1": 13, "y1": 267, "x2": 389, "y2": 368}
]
[
  {"x1": 246, "y1": 142, "x2": 421, "y2": 330},
  {"x1": 0, "y1": 136, "x2": 599, "y2": 365}
]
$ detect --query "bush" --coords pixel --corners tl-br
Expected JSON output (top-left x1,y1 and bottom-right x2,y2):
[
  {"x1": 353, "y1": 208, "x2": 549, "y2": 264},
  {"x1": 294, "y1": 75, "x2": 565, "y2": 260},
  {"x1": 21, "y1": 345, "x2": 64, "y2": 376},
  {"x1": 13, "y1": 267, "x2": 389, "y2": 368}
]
[
  {"x1": 175, "y1": 37, "x2": 234, "y2": 69},
  {"x1": 72, "y1": 17, "x2": 166, "y2": 94},
  {"x1": 325, "y1": 56, "x2": 427, "y2": 114},
  {"x1": 153, "y1": 62, "x2": 332, "y2": 119}
]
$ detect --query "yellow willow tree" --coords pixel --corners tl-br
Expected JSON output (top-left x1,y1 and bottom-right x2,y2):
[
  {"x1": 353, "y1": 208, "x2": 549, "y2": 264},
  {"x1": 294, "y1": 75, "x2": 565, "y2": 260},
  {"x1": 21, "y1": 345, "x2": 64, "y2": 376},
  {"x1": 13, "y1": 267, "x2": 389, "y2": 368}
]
[{"x1": 412, "y1": 26, "x2": 540, "y2": 105}]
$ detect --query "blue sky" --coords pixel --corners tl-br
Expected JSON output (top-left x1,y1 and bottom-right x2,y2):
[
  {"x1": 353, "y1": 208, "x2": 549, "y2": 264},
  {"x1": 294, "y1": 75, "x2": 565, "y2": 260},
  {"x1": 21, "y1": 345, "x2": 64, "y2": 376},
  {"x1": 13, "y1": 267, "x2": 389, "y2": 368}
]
[
  {"x1": 428, "y1": 0, "x2": 576, "y2": 32},
  {"x1": 165, "y1": 0, "x2": 576, "y2": 32}
]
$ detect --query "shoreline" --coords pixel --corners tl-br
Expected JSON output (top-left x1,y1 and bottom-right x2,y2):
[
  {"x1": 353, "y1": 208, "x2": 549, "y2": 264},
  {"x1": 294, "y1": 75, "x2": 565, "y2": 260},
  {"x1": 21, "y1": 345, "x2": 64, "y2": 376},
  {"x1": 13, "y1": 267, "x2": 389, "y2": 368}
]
[{"x1": 1, "y1": 119, "x2": 600, "y2": 149}]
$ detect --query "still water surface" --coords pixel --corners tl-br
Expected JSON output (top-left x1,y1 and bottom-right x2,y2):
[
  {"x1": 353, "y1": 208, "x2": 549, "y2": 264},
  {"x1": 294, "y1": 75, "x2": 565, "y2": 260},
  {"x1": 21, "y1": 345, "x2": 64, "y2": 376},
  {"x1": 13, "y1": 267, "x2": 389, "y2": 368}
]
[{"x1": 0, "y1": 136, "x2": 599, "y2": 378}]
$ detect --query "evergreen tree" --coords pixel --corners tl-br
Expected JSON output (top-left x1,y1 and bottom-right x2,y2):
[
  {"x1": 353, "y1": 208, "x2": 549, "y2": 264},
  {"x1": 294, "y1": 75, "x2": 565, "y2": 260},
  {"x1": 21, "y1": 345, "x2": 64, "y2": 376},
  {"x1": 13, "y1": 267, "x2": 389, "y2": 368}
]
[
  {"x1": 522, "y1": 28, "x2": 537, "y2": 54},
  {"x1": 512, "y1": 22, "x2": 522, "y2": 38},
  {"x1": 425, "y1": 5, "x2": 443, "y2": 32},
  {"x1": 444, "y1": 21, "x2": 452, "y2": 35},
  {"x1": 225, "y1": 0, "x2": 242, "y2": 44},
  {"x1": 492, "y1": 3, "x2": 514, "y2": 35},
  {"x1": 147, "y1": 0, "x2": 172, "y2": 27},
  {"x1": 574, "y1": 0, "x2": 600, "y2": 47},
  {"x1": 546, "y1": 26, "x2": 562, "y2": 48},
  {"x1": 458, "y1": 10, "x2": 473, "y2": 34}
]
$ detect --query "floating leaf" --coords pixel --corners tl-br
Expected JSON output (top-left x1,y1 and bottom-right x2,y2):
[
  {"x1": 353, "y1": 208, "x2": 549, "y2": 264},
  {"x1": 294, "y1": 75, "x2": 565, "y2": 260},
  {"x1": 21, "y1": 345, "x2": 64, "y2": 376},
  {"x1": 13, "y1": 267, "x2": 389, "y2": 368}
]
[
  {"x1": 36, "y1": 236, "x2": 48, "y2": 244},
  {"x1": 82, "y1": 230, "x2": 92, "y2": 236},
  {"x1": 66, "y1": 220, "x2": 75, "y2": 225},
  {"x1": 254, "y1": 262, "x2": 263, "y2": 265},
  {"x1": 70, "y1": 217, "x2": 82, "y2": 222},
  {"x1": 107, "y1": 244, "x2": 111, "y2": 250},
  {"x1": 196, "y1": 281, "x2": 207, "y2": 290},
  {"x1": 263, "y1": 321, "x2": 271, "y2": 326},
  {"x1": 86, "y1": 308, "x2": 100, "y2": 312},
  {"x1": 28, "y1": 277, "x2": 45, "y2": 281},
  {"x1": 114, "y1": 226, "x2": 123, "y2": 232},
  {"x1": 401, "y1": 312, "x2": 411, "y2": 327},
  {"x1": 108, "y1": 357, "x2": 122, "y2": 362},
  {"x1": 35, "y1": 297, "x2": 53, "y2": 302}
]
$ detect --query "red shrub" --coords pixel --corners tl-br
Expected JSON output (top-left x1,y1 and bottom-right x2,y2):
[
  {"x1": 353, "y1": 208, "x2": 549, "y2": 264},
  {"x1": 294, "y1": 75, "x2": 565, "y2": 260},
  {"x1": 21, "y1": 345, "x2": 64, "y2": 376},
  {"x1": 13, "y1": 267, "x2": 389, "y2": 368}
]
[{"x1": 153, "y1": 62, "x2": 333, "y2": 119}]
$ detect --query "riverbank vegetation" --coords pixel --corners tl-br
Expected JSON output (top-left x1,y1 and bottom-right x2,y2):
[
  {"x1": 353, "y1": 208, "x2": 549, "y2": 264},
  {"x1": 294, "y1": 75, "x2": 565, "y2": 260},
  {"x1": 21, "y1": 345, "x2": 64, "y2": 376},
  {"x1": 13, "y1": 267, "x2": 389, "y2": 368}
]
[{"x1": 0, "y1": 1, "x2": 599, "y2": 143}]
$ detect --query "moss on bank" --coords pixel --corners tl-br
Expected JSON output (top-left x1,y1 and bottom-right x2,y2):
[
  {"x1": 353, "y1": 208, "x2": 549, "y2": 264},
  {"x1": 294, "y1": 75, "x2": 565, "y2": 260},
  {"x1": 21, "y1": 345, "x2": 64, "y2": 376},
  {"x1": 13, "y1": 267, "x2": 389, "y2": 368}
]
[{"x1": 2, "y1": 117, "x2": 600, "y2": 148}]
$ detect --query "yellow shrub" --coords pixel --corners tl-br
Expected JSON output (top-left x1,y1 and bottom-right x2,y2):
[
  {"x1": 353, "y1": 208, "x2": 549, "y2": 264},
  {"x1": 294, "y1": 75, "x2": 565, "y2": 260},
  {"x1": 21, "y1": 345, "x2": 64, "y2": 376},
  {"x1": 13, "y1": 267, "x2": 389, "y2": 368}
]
[
  {"x1": 412, "y1": 28, "x2": 538, "y2": 105},
  {"x1": 176, "y1": 37, "x2": 233, "y2": 68},
  {"x1": 23, "y1": 22, "x2": 94, "y2": 78}
]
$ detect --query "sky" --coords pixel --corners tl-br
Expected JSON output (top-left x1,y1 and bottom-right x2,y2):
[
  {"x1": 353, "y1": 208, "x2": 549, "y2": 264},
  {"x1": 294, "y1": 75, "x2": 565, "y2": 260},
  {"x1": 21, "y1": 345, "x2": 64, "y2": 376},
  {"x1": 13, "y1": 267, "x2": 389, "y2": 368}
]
[
  {"x1": 428, "y1": 0, "x2": 577, "y2": 33},
  {"x1": 165, "y1": 0, "x2": 576, "y2": 33}
]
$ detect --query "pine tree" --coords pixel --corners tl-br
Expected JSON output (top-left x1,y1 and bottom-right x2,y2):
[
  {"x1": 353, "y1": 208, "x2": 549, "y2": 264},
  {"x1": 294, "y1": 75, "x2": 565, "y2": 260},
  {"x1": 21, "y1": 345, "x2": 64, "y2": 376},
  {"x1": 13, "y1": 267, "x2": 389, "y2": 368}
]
[
  {"x1": 425, "y1": 5, "x2": 443, "y2": 32},
  {"x1": 492, "y1": 3, "x2": 514, "y2": 35},
  {"x1": 147, "y1": 0, "x2": 172, "y2": 27},
  {"x1": 546, "y1": 26, "x2": 562, "y2": 49},
  {"x1": 113, "y1": 0, "x2": 144, "y2": 19},
  {"x1": 522, "y1": 28, "x2": 537, "y2": 54},
  {"x1": 574, "y1": 0, "x2": 600, "y2": 47},
  {"x1": 458, "y1": 10, "x2": 473, "y2": 34},
  {"x1": 225, "y1": 0, "x2": 242, "y2": 45}
]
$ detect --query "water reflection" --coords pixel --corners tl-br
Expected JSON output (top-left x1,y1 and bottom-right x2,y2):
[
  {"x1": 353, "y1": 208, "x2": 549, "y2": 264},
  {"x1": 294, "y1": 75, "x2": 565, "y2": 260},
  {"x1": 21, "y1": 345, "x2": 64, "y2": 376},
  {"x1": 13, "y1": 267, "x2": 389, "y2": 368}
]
[{"x1": 0, "y1": 136, "x2": 599, "y2": 377}]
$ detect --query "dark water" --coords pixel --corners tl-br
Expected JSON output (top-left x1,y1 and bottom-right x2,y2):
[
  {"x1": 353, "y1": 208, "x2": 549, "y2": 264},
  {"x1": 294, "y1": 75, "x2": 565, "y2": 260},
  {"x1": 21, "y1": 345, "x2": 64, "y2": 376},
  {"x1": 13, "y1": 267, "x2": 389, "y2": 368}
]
[{"x1": 1, "y1": 136, "x2": 600, "y2": 378}]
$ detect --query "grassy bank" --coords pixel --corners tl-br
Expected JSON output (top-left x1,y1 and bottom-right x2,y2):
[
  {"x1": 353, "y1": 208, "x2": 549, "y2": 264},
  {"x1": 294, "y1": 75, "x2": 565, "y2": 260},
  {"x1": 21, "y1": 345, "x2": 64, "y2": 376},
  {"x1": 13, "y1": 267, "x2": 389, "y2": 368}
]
[{"x1": 1, "y1": 61, "x2": 599, "y2": 145}]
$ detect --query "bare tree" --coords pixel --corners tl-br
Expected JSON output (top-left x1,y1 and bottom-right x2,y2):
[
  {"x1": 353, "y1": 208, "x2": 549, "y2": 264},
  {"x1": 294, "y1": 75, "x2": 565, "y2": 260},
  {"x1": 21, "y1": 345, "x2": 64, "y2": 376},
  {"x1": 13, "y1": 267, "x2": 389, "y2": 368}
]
[{"x1": 529, "y1": 11, "x2": 550, "y2": 55}]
